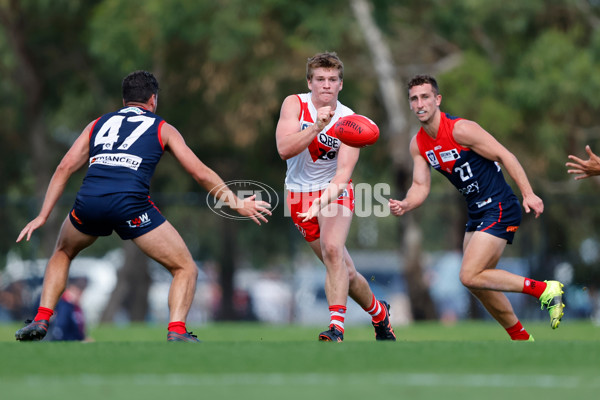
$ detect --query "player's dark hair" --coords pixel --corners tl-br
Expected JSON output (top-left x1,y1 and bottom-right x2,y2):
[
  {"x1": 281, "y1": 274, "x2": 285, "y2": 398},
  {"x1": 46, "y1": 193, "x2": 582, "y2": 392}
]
[
  {"x1": 122, "y1": 70, "x2": 159, "y2": 104},
  {"x1": 407, "y1": 74, "x2": 439, "y2": 95},
  {"x1": 306, "y1": 52, "x2": 344, "y2": 81}
]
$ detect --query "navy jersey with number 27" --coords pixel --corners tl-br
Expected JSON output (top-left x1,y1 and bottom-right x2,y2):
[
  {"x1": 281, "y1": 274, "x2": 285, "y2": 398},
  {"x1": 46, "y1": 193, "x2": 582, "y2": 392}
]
[
  {"x1": 416, "y1": 112, "x2": 517, "y2": 216},
  {"x1": 78, "y1": 106, "x2": 165, "y2": 196}
]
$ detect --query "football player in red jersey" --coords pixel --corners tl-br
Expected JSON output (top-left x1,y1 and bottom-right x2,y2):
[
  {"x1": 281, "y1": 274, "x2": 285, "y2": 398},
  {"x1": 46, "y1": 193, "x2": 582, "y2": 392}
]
[
  {"x1": 567, "y1": 145, "x2": 600, "y2": 179},
  {"x1": 15, "y1": 71, "x2": 271, "y2": 342},
  {"x1": 389, "y1": 75, "x2": 564, "y2": 340},
  {"x1": 276, "y1": 52, "x2": 395, "y2": 342}
]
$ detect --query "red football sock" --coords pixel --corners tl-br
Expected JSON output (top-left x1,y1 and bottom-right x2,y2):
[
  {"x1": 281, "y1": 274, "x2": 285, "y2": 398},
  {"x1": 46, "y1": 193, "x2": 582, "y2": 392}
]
[
  {"x1": 34, "y1": 307, "x2": 53, "y2": 321},
  {"x1": 506, "y1": 321, "x2": 531, "y2": 341},
  {"x1": 364, "y1": 294, "x2": 386, "y2": 323},
  {"x1": 522, "y1": 278, "x2": 547, "y2": 299},
  {"x1": 167, "y1": 321, "x2": 187, "y2": 334},
  {"x1": 329, "y1": 305, "x2": 346, "y2": 334}
]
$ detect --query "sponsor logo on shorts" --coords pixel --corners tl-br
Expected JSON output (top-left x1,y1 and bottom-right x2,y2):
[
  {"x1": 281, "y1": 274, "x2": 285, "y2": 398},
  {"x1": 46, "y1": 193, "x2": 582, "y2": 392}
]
[
  {"x1": 89, "y1": 153, "x2": 143, "y2": 171},
  {"x1": 126, "y1": 213, "x2": 151, "y2": 228},
  {"x1": 476, "y1": 197, "x2": 492, "y2": 208},
  {"x1": 506, "y1": 226, "x2": 519, "y2": 233}
]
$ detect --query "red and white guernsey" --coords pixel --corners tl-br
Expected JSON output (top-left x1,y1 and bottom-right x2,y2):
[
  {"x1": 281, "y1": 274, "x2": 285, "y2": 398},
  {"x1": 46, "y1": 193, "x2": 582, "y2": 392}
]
[{"x1": 284, "y1": 93, "x2": 354, "y2": 192}]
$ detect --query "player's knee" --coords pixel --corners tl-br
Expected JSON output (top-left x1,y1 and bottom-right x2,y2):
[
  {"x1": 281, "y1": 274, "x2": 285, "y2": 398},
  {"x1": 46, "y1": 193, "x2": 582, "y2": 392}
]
[
  {"x1": 321, "y1": 241, "x2": 343, "y2": 262},
  {"x1": 167, "y1": 261, "x2": 198, "y2": 280},
  {"x1": 347, "y1": 267, "x2": 357, "y2": 282},
  {"x1": 52, "y1": 247, "x2": 78, "y2": 262},
  {"x1": 459, "y1": 271, "x2": 477, "y2": 289},
  {"x1": 183, "y1": 263, "x2": 199, "y2": 281}
]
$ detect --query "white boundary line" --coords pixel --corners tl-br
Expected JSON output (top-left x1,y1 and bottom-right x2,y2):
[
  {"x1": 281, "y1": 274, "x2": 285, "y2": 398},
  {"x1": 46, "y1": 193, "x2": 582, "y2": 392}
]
[{"x1": 17, "y1": 373, "x2": 600, "y2": 388}]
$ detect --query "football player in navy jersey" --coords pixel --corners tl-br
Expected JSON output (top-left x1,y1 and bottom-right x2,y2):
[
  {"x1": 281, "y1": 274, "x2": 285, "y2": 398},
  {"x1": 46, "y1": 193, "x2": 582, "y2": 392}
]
[
  {"x1": 567, "y1": 145, "x2": 600, "y2": 179},
  {"x1": 15, "y1": 71, "x2": 271, "y2": 342},
  {"x1": 389, "y1": 74, "x2": 564, "y2": 340}
]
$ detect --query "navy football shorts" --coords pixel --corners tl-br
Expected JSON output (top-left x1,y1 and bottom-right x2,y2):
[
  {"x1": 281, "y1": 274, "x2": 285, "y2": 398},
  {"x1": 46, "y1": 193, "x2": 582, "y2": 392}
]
[
  {"x1": 465, "y1": 198, "x2": 522, "y2": 244},
  {"x1": 69, "y1": 193, "x2": 166, "y2": 240}
]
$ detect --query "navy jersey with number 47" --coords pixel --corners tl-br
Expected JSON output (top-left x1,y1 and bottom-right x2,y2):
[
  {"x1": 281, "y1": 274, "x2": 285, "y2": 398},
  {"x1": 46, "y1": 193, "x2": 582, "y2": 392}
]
[
  {"x1": 78, "y1": 106, "x2": 165, "y2": 196},
  {"x1": 415, "y1": 112, "x2": 517, "y2": 215}
]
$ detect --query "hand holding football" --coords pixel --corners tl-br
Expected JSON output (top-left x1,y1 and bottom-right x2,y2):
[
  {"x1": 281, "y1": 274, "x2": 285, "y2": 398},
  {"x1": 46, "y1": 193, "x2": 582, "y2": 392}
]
[{"x1": 333, "y1": 114, "x2": 380, "y2": 148}]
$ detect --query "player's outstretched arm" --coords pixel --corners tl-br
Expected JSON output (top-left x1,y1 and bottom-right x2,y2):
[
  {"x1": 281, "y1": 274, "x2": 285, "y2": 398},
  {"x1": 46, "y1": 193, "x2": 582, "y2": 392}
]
[
  {"x1": 566, "y1": 145, "x2": 600, "y2": 180},
  {"x1": 163, "y1": 124, "x2": 271, "y2": 225},
  {"x1": 389, "y1": 136, "x2": 431, "y2": 217},
  {"x1": 17, "y1": 123, "x2": 92, "y2": 242}
]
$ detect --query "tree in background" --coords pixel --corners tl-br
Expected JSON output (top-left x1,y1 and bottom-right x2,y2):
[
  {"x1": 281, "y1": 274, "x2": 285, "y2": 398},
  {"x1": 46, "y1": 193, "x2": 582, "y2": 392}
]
[
  {"x1": 0, "y1": 0, "x2": 105, "y2": 256},
  {"x1": 3, "y1": 0, "x2": 600, "y2": 323}
]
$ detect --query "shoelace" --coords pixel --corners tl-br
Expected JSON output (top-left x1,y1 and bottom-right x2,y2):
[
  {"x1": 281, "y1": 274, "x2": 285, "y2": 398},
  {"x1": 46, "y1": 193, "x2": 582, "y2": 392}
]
[
  {"x1": 323, "y1": 327, "x2": 342, "y2": 338},
  {"x1": 22, "y1": 319, "x2": 47, "y2": 328},
  {"x1": 540, "y1": 296, "x2": 561, "y2": 310},
  {"x1": 187, "y1": 332, "x2": 198, "y2": 339},
  {"x1": 373, "y1": 320, "x2": 389, "y2": 334}
]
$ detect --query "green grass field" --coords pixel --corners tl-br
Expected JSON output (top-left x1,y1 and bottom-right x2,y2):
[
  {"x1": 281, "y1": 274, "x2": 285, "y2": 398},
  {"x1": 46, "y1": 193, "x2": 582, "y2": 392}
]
[{"x1": 1, "y1": 320, "x2": 599, "y2": 400}]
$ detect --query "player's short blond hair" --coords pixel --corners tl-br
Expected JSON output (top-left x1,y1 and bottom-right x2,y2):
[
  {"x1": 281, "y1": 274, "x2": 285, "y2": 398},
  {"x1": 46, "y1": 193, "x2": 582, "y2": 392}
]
[{"x1": 306, "y1": 52, "x2": 344, "y2": 81}]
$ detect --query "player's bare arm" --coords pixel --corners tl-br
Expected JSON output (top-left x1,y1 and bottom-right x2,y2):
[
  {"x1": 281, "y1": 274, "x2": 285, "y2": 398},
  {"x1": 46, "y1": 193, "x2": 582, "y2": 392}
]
[
  {"x1": 162, "y1": 123, "x2": 271, "y2": 225},
  {"x1": 453, "y1": 120, "x2": 544, "y2": 218},
  {"x1": 566, "y1": 145, "x2": 600, "y2": 179},
  {"x1": 276, "y1": 95, "x2": 334, "y2": 160},
  {"x1": 16, "y1": 123, "x2": 93, "y2": 243},
  {"x1": 297, "y1": 144, "x2": 359, "y2": 222},
  {"x1": 389, "y1": 136, "x2": 431, "y2": 216}
]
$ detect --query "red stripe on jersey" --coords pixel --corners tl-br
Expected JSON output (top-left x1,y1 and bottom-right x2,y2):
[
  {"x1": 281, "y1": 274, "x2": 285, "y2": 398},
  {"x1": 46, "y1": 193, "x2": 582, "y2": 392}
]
[
  {"x1": 294, "y1": 94, "x2": 302, "y2": 120},
  {"x1": 89, "y1": 117, "x2": 101, "y2": 140},
  {"x1": 296, "y1": 95, "x2": 314, "y2": 124},
  {"x1": 308, "y1": 137, "x2": 323, "y2": 162},
  {"x1": 157, "y1": 120, "x2": 166, "y2": 150}
]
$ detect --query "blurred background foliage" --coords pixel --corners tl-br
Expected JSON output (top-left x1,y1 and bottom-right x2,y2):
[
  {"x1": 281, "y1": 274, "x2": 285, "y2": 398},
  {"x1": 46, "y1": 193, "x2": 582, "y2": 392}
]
[{"x1": 1, "y1": 0, "x2": 600, "y2": 321}]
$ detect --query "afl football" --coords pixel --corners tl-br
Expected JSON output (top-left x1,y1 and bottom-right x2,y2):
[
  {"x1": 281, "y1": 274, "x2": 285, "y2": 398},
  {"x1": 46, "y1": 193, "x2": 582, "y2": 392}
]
[{"x1": 333, "y1": 114, "x2": 380, "y2": 148}]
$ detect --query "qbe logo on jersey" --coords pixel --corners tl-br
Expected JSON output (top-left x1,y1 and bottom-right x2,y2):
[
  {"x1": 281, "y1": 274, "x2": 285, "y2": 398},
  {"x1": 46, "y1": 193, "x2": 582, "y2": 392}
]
[{"x1": 207, "y1": 180, "x2": 279, "y2": 220}]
